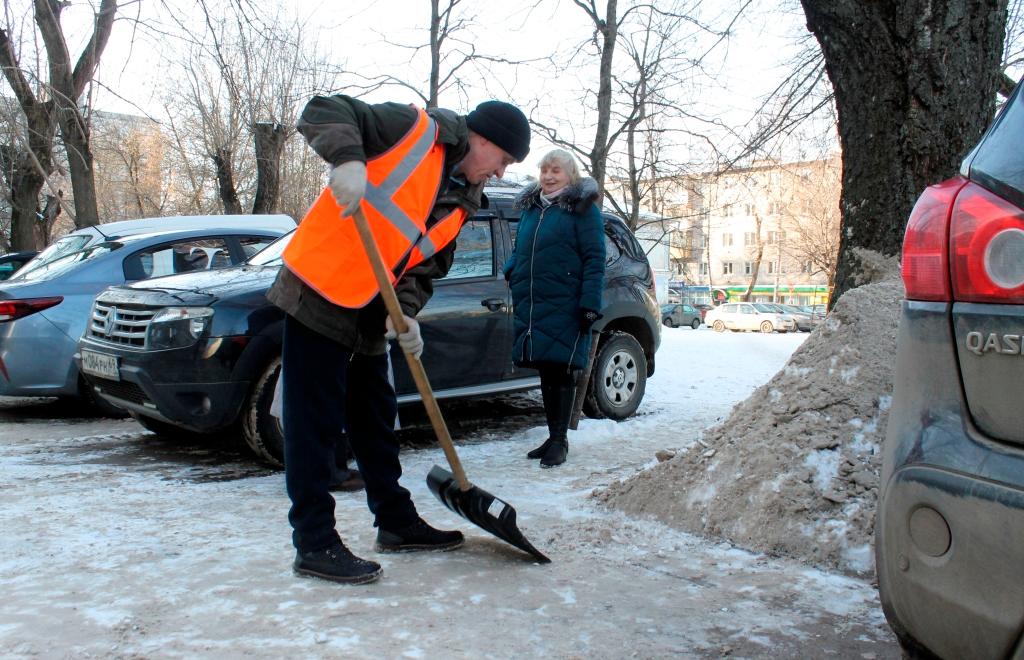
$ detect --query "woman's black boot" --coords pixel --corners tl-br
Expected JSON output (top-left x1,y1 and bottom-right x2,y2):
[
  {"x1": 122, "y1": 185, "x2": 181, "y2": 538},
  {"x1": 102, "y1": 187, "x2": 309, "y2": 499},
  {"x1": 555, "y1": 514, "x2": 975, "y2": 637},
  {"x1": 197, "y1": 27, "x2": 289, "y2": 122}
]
[
  {"x1": 527, "y1": 438, "x2": 553, "y2": 459},
  {"x1": 540, "y1": 438, "x2": 568, "y2": 467},
  {"x1": 540, "y1": 382, "x2": 575, "y2": 468},
  {"x1": 528, "y1": 377, "x2": 558, "y2": 459}
]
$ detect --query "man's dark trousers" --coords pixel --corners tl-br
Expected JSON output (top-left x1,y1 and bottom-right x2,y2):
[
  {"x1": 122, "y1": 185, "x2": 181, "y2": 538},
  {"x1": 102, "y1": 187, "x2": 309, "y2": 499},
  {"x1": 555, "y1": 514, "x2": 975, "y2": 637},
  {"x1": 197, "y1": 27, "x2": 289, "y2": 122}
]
[{"x1": 281, "y1": 314, "x2": 419, "y2": 553}]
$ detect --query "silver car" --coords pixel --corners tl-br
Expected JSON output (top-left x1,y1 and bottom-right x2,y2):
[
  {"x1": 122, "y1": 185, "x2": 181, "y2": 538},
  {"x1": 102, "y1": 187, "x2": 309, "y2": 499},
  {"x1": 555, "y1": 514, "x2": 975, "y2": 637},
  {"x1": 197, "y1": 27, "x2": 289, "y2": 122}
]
[{"x1": 0, "y1": 216, "x2": 294, "y2": 411}]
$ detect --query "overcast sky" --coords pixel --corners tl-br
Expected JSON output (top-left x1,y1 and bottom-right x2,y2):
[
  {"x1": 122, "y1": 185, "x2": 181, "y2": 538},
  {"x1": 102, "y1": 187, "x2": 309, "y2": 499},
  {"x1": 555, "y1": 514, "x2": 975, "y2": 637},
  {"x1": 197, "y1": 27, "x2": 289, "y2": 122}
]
[{"x1": 18, "y1": 0, "x2": 820, "y2": 177}]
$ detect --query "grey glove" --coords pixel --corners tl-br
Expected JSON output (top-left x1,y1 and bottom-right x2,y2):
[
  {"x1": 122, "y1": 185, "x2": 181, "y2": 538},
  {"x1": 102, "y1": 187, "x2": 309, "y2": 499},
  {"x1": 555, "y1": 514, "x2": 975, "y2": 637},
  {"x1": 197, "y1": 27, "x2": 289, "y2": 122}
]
[
  {"x1": 384, "y1": 314, "x2": 424, "y2": 359},
  {"x1": 328, "y1": 161, "x2": 367, "y2": 217}
]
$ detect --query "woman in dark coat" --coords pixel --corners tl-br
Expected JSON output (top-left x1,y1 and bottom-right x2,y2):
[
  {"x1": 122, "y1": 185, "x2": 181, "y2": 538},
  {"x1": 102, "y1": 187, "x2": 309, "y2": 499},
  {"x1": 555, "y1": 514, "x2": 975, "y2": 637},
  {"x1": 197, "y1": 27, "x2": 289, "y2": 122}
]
[{"x1": 503, "y1": 149, "x2": 606, "y2": 467}]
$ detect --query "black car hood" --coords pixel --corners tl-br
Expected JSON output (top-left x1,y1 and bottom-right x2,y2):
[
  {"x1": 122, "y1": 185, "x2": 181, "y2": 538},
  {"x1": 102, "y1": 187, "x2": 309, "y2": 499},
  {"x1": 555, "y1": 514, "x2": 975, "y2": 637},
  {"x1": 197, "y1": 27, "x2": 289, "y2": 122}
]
[{"x1": 99, "y1": 264, "x2": 281, "y2": 307}]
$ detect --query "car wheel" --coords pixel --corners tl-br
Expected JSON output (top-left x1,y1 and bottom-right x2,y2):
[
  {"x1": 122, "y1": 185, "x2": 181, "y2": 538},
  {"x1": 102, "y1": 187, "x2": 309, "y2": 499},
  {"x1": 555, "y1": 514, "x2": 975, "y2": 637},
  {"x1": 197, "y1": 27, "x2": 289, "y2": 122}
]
[
  {"x1": 242, "y1": 357, "x2": 284, "y2": 468},
  {"x1": 581, "y1": 331, "x2": 647, "y2": 421},
  {"x1": 131, "y1": 412, "x2": 206, "y2": 439},
  {"x1": 662, "y1": 317, "x2": 675, "y2": 327},
  {"x1": 760, "y1": 320, "x2": 775, "y2": 333},
  {"x1": 690, "y1": 318, "x2": 701, "y2": 329},
  {"x1": 712, "y1": 320, "x2": 725, "y2": 332}
]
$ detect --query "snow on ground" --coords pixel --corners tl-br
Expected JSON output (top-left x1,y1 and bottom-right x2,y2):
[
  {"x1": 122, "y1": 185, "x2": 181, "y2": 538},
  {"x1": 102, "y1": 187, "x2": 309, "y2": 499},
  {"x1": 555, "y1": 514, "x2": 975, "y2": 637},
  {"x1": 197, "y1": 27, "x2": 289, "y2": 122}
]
[
  {"x1": 0, "y1": 327, "x2": 897, "y2": 658},
  {"x1": 601, "y1": 276, "x2": 902, "y2": 576}
]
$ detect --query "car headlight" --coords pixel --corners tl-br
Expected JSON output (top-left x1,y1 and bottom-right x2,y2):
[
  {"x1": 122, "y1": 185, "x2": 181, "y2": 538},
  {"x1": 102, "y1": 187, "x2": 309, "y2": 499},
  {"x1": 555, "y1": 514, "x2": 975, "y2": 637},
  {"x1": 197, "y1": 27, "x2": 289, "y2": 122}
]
[{"x1": 147, "y1": 307, "x2": 214, "y2": 349}]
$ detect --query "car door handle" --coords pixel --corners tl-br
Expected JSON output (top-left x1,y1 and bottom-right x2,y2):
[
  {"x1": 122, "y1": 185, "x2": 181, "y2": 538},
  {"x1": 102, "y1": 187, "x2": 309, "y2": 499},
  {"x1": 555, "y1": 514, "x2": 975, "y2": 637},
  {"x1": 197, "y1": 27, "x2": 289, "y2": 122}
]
[{"x1": 481, "y1": 297, "x2": 506, "y2": 312}]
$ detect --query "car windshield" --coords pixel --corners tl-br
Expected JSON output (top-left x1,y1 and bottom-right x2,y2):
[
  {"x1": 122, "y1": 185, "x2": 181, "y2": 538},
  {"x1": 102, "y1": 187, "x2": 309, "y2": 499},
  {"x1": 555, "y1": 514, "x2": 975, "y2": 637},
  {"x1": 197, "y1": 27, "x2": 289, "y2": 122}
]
[
  {"x1": 752, "y1": 303, "x2": 778, "y2": 313},
  {"x1": 15, "y1": 234, "x2": 93, "y2": 277},
  {"x1": 247, "y1": 231, "x2": 293, "y2": 266},
  {"x1": 9, "y1": 241, "x2": 123, "y2": 282}
]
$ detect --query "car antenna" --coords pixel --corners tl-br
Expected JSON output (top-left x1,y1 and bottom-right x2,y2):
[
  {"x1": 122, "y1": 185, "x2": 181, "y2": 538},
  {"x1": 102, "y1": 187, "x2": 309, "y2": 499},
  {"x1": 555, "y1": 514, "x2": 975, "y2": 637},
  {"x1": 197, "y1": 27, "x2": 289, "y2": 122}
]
[{"x1": 92, "y1": 223, "x2": 111, "y2": 240}]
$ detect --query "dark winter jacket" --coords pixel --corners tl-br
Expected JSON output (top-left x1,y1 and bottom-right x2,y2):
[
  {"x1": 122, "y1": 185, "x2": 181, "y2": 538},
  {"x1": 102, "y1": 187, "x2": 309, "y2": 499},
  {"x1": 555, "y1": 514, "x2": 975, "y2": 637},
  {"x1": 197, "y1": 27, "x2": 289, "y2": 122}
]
[
  {"x1": 504, "y1": 178, "x2": 606, "y2": 370},
  {"x1": 267, "y1": 95, "x2": 485, "y2": 354}
]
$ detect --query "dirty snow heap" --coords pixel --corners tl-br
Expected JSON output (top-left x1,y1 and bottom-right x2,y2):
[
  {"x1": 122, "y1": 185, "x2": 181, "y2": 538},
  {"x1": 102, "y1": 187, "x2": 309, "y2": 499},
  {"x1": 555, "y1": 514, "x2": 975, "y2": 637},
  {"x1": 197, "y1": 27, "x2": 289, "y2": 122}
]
[{"x1": 598, "y1": 253, "x2": 903, "y2": 575}]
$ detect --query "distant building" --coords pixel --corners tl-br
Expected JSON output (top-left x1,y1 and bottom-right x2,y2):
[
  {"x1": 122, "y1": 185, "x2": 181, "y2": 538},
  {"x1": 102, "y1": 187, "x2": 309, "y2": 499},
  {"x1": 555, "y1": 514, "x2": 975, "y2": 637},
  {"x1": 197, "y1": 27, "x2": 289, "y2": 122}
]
[{"x1": 612, "y1": 156, "x2": 840, "y2": 307}]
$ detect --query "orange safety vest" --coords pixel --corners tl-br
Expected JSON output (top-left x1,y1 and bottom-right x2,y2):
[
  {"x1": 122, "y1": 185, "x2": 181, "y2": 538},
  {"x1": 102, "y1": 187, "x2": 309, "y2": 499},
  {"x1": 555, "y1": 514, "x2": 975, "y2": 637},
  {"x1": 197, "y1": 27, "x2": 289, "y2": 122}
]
[{"x1": 283, "y1": 107, "x2": 468, "y2": 308}]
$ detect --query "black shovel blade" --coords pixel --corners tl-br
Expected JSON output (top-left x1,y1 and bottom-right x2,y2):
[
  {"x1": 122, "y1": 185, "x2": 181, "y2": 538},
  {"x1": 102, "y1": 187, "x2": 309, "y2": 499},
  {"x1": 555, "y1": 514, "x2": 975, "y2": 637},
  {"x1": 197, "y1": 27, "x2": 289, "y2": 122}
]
[{"x1": 426, "y1": 465, "x2": 551, "y2": 564}]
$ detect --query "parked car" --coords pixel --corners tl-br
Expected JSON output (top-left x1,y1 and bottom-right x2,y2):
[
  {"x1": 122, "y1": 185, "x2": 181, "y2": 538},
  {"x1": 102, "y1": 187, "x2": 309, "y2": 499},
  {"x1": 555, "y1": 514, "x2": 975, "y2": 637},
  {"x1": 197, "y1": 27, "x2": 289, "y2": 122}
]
[
  {"x1": 0, "y1": 215, "x2": 295, "y2": 412},
  {"x1": 0, "y1": 251, "x2": 37, "y2": 280},
  {"x1": 876, "y1": 79, "x2": 1024, "y2": 658},
  {"x1": 761, "y1": 302, "x2": 821, "y2": 332},
  {"x1": 77, "y1": 196, "x2": 662, "y2": 466},
  {"x1": 694, "y1": 303, "x2": 714, "y2": 321},
  {"x1": 661, "y1": 302, "x2": 701, "y2": 329},
  {"x1": 703, "y1": 301, "x2": 795, "y2": 333}
]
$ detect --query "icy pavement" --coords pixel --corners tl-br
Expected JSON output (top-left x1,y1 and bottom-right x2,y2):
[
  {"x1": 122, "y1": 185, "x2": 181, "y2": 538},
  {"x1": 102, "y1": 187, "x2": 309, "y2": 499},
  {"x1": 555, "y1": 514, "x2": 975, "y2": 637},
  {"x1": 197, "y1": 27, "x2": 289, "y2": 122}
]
[{"x1": 0, "y1": 327, "x2": 898, "y2": 658}]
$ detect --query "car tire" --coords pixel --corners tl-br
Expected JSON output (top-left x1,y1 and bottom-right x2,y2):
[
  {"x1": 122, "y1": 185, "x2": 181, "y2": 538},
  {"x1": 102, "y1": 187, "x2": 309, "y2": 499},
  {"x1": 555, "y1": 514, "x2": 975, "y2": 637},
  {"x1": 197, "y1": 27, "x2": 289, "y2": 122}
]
[
  {"x1": 581, "y1": 331, "x2": 647, "y2": 421},
  {"x1": 690, "y1": 318, "x2": 700, "y2": 329},
  {"x1": 760, "y1": 320, "x2": 775, "y2": 333},
  {"x1": 712, "y1": 320, "x2": 725, "y2": 332},
  {"x1": 242, "y1": 357, "x2": 285, "y2": 468},
  {"x1": 663, "y1": 317, "x2": 675, "y2": 327}
]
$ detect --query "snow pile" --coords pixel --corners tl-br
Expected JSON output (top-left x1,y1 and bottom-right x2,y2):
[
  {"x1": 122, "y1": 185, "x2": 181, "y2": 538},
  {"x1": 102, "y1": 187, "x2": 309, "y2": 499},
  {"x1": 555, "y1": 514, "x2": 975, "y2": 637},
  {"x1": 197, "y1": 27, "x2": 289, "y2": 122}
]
[{"x1": 598, "y1": 253, "x2": 903, "y2": 575}]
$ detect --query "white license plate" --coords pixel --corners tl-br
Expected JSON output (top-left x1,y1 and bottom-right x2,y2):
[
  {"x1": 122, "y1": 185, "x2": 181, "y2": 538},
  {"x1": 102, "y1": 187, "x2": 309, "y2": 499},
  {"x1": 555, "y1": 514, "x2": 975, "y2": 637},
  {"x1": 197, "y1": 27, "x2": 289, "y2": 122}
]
[{"x1": 81, "y1": 350, "x2": 120, "y2": 381}]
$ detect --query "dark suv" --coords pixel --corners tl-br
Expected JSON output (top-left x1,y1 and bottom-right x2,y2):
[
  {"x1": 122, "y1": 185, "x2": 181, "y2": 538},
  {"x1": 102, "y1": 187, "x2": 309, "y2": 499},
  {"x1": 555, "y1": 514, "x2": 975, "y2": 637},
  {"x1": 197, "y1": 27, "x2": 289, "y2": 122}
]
[
  {"x1": 77, "y1": 190, "x2": 661, "y2": 466},
  {"x1": 876, "y1": 80, "x2": 1024, "y2": 657}
]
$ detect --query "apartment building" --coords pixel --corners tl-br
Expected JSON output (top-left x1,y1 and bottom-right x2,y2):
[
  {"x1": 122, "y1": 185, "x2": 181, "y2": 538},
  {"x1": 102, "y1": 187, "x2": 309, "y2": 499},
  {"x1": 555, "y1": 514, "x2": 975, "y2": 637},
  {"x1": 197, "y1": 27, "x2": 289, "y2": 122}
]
[{"x1": 652, "y1": 156, "x2": 840, "y2": 307}]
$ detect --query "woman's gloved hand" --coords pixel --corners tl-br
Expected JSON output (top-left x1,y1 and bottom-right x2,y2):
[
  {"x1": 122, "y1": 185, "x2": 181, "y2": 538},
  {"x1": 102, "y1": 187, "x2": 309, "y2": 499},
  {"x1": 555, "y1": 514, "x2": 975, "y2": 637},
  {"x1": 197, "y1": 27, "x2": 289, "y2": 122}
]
[
  {"x1": 329, "y1": 161, "x2": 367, "y2": 217},
  {"x1": 580, "y1": 308, "x2": 602, "y2": 330},
  {"x1": 385, "y1": 314, "x2": 424, "y2": 359}
]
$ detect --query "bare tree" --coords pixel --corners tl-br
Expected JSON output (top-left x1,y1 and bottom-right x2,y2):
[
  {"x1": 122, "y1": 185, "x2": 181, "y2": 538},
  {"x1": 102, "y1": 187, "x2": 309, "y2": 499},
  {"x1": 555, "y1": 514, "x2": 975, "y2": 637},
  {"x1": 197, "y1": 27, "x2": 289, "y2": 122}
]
[
  {"x1": 531, "y1": 1, "x2": 749, "y2": 228},
  {"x1": 35, "y1": 0, "x2": 117, "y2": 228},
  {"x1": 0, "y1": 7, "x2": 60, "y2": 250},
  {"x1": 162, "y1": 0, "x2": 341, "y2": 216},
  {"x1": 799, "y1": 0, "x2": 1008, "y2": 304}
]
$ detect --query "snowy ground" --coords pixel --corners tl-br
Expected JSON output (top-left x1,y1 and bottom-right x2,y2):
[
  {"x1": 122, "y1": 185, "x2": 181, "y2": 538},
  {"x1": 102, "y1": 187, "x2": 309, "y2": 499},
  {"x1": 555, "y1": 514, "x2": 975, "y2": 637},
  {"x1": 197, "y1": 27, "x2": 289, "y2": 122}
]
[{"x1": 0, "y1": 327, "x2": 898, "y2": 658}]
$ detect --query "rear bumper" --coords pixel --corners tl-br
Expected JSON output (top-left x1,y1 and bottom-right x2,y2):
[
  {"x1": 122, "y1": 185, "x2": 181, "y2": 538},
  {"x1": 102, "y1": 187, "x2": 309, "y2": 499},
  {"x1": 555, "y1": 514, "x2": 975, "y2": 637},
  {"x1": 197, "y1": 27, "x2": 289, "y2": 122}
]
[
  {"x1": 878, "y1": 301, "x2": 1024, "y2": 658},
  {"x1": 76, "y1": 335, "x2": 256, "y2": 432},
  {"x1": 0, "y1": 313, "x2": 79, "y2": 396}
]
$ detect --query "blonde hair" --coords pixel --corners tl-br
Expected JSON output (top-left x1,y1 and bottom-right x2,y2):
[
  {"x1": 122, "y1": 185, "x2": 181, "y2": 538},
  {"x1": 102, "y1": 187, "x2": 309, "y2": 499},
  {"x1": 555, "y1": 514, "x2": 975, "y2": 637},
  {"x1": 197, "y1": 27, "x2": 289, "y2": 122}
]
[{"x1": 538, "y1": 149, "x2": 581, "y2": 185}]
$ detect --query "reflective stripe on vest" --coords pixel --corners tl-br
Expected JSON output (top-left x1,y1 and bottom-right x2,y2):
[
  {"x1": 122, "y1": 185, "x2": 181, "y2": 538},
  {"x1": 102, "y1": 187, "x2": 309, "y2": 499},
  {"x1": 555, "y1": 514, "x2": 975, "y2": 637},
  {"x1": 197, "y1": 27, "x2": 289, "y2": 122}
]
[{"x1": 283, "y1": 107, "x2": 468, "y2": 308}]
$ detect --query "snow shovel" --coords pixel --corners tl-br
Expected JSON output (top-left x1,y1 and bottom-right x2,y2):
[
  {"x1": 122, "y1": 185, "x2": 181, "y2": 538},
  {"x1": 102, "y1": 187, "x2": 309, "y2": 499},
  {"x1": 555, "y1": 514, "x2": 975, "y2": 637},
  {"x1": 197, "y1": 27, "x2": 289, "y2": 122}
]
[{"x1": 350, "y1": 208, "x2": 551, "y2": 564}]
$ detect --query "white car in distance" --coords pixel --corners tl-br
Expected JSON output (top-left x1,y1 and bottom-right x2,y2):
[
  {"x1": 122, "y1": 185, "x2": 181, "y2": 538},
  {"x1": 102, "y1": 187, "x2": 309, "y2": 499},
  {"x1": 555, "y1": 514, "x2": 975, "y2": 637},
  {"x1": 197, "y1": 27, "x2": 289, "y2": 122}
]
[{"x1": 704, "y1": 302, "x2": 796, "y2": 334}]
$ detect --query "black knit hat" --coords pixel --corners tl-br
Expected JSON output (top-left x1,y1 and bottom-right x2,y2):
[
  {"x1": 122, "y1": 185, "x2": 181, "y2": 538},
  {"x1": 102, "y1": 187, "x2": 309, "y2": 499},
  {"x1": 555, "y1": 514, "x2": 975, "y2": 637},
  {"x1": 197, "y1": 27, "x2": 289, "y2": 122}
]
[{"x1": 466, "y1": 101, "x2": 531, "y2": 162}]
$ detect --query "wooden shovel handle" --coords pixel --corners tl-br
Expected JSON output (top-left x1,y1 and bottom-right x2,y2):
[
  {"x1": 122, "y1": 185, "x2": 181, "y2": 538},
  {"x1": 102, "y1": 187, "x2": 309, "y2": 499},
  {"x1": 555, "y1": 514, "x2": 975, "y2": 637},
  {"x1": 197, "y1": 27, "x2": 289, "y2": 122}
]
[{"x1": 350, "y1": 208, "x2": 471, "y2": 491}]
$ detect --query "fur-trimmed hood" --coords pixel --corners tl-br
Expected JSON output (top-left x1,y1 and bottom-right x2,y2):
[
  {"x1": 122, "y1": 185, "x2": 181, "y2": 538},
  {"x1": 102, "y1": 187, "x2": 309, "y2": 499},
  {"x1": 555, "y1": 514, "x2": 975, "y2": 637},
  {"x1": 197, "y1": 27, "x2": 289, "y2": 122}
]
[{"x1": 514, "y1": 177, "x2": 600, "y2": 215}]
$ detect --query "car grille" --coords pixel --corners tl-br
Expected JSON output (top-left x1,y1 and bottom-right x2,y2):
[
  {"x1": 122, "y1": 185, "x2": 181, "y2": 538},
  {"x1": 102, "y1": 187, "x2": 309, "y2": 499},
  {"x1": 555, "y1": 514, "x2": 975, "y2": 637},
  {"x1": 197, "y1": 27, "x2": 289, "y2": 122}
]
[
  {"x1": 90, "y1": 302, "x2": 156, "y2": 348},
  {"x1": 92, "y1": 379, "x2": 151, "y2": 406}
]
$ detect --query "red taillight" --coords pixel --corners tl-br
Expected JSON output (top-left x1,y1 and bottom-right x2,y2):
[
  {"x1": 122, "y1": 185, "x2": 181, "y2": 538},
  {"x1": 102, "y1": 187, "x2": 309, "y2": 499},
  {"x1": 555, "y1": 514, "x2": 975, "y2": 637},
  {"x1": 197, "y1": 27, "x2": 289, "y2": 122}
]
[
  {"x1": 901, "y1": 176, "x2": 968, "y2": 301},
  {"x1": 950, "y1": 182, "x2": 1024, "y2": 304},
  {"x1": 0, "y1": 296, "x2": 63, "y2": 322}
]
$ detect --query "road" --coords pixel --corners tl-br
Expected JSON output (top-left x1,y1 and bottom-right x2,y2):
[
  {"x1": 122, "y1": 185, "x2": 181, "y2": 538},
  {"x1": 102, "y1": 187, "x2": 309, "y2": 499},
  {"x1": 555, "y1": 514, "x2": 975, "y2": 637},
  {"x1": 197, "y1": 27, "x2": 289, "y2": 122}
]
[{"x1": 0, "y1": 328, "x2": 898, "y2": 658}]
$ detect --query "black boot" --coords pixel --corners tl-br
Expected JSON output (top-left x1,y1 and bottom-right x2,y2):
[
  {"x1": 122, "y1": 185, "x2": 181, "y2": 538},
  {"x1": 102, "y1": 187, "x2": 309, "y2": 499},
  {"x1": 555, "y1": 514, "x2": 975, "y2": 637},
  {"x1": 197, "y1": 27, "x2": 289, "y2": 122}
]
[
  {"x1": 527, "y1": 439, "x2": 552, "y2": 459},
  {"x1": 540, "y1": 381, "x2": 575, "y2": 468},
  {"x1": 375, "y1": 518, "x2": 465, "y2": 553},
  {"x1": 294, "y1": 542, "x2": 382, "y2": 585},
  {"x1": 527, "y1": 377, "x2": 559, "y2": 459},
  {"x1": 540, "y1": 438, "x2": 568, "y2": 467}
]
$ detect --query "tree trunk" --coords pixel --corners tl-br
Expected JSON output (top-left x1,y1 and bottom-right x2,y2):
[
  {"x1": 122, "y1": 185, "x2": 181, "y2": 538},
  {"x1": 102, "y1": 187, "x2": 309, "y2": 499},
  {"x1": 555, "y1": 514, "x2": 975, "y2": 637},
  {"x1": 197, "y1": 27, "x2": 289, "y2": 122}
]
[
  {"x1": 799, "y1": 0, "x2": 1008, "y2": 306},
  {"x1": 35, "y1": 0, "x2": 117, "y2": 229},
  {"x1": 212, "y1": 147, "x2": 243, "y2": 215},
  {"x1": 57, "y1": 107, "x2": 100, "y2": 227},
  {"x1": 743, "y1": 246, "x2": 765, "y2": 301},
  {"x1": 9, "y1": 164, "x2": 47, "y2": 251},
  {"x1": 591, "y1": 0, "x2": 617, "y2": 199},
  {"x1": 252, "y1": 122, "x2": 286, "y2": 215},
  {"x1": 429, "y1": 0, "x2": 441, "y2": 108}
]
